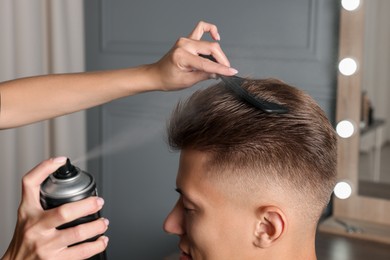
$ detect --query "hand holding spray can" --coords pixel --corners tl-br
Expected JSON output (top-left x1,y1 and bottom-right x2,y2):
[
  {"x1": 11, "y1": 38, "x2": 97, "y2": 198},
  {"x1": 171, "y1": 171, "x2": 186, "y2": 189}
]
[{"x1": 40, "y1": 158, "x2": 107, "y2": 260}]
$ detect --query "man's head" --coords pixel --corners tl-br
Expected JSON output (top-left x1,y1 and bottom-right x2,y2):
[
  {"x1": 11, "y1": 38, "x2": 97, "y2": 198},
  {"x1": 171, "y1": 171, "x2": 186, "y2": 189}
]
[{"x1": 164, "y1": 78, "x2": 337, "y2": 259}]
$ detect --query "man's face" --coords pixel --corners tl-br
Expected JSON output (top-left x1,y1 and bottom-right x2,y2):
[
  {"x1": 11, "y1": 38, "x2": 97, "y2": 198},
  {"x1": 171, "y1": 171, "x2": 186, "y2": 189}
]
[{"x1": 163, "y1": 149, "x2": 256, "y2": 260}]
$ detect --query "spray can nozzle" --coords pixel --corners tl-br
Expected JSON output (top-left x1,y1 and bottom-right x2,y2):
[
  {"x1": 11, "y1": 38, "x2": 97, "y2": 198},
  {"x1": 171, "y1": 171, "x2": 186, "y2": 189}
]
[{"x1": 53, "y1": 158, "x2": 78, "y2": 179}]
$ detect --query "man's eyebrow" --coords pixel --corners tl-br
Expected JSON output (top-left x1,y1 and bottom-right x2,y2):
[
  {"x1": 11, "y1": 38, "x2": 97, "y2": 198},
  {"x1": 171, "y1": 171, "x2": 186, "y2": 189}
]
[{"x1": 175, "y1": 188, "x2": 199, "y2": 205}]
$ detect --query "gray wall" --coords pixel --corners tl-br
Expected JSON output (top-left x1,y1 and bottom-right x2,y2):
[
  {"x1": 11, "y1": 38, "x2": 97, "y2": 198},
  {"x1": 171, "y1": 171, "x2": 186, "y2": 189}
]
[{"x1": 84, "y1": 0, "x2": 340, "y2": 258}]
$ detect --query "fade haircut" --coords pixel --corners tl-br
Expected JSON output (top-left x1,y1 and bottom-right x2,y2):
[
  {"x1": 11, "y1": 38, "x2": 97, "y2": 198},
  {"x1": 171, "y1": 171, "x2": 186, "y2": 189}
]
[{"x1": 168, "y1": 78, "x2": 337, "y2": 221}]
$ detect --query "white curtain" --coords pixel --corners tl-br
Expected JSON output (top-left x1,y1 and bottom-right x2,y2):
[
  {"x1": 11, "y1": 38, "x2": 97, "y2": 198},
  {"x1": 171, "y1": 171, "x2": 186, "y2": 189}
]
[{"x1": 0, "y1": 0, "x2": 86, "y2": 253}]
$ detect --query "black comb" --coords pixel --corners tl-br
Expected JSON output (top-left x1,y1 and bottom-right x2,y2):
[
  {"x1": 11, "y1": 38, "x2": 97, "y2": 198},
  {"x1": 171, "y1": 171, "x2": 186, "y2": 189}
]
[{"x1": 199, "y1": 54, "x2": 288, "y2": 114}]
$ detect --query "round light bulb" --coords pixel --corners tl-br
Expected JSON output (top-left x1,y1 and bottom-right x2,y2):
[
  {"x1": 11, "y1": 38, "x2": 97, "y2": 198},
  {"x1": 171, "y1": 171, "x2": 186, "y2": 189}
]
[
  {"x1": 338, "y1": 58, "x2": 358, "y2": 76},
  {"x1": 334, "y1": 181, "x2": 352, "y2": 199},
  {"x1": 341, "y1": 0, "x2": 360, "y2": 11},
  {"x1": 336, "y1": 120, "x2": 355, "y2": 138}
]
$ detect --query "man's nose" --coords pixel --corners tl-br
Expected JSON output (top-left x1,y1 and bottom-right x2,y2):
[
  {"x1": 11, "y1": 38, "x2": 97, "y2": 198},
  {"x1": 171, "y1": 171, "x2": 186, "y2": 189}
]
[{"x1": 163, "y1": 199, "x2": 185, "y2": 235}]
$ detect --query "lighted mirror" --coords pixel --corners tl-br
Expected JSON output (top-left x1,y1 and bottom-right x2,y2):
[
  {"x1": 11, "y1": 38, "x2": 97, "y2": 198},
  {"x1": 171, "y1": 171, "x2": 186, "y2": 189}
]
[
  {"x1": 320, "y1": 0, "x2": 390, "y2": 244},
  {"x1": 357, "y1": 0, "x2": 390, "y2": 200}
]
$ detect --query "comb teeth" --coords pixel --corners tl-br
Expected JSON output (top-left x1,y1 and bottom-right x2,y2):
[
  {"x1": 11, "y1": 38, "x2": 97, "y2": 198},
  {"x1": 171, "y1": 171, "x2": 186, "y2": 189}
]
[
  {"x1": 198, "y1": 54, "x2": 288, "y2": 113},
  {"x1": 219, "y1": 76, "x2": 288, "y2": 114}
]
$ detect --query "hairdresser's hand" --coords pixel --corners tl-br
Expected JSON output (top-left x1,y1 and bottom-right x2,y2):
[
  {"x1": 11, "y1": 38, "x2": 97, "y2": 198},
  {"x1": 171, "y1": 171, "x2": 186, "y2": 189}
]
[
  {"x1": 2, "y1": 157, "x2": 109, "y2": 260},
  {"x1": 147, "y1": 20, "x2": 238, "y2": 91}
]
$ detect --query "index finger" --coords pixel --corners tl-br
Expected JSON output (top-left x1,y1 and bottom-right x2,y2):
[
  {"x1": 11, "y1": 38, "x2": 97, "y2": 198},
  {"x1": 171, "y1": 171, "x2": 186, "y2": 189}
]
[
  {"x1": 188, "y1": 21, "x2": 221, "y2": 41},
  {"x1": 21, "y1": 157, "x2": 67, "y2": 207}
]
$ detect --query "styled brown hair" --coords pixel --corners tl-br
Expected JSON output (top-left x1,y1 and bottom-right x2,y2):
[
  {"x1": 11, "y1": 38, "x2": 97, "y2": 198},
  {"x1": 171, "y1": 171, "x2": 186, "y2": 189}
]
[{"x1": 168, "y1": 78, "x2": 337, "y2": 220}]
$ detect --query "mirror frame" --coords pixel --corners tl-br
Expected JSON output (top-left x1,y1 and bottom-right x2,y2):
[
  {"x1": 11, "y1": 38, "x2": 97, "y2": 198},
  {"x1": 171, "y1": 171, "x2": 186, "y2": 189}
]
[{"x1": 319, "y1": 0, "x2": 390, "y2": 244}]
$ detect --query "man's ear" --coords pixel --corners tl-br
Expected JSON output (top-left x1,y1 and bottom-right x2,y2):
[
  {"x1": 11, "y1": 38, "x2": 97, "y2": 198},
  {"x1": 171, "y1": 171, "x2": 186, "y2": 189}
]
[{"x1": 253, "y1": 206, "x2": 287, "y2": 248}]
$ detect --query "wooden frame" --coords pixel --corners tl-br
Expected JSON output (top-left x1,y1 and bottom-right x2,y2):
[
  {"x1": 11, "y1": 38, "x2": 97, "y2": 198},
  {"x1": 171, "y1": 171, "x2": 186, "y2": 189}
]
[{"x1": 319, "y1": 0, "x2": 390, "y2": 244}]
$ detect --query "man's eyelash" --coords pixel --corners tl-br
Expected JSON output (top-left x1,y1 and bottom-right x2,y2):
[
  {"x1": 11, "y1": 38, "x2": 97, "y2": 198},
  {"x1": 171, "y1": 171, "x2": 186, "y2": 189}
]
[{"x1": 183, "y1": 207, "x2": 195, "y2": 214}]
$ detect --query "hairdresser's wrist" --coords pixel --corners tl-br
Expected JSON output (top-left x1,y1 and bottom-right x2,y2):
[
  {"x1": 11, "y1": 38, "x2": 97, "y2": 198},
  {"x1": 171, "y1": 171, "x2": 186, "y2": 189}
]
[
  {"x1": 118, "y1": 64, "x2": 163, "y2": 95},
  {"x1": 136, "y1": 63, "x2": 166, "y2": 92}
]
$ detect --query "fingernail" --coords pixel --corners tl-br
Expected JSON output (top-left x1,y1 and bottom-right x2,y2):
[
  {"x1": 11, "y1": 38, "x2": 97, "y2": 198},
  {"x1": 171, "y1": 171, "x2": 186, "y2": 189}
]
[
  {"x1": 103, "y1": 218, "x2": 110, "y2": 226},
  {"x1": 102, "y1": 236, "x2": 109, "y2": 246},
  {"x1": 97, "y1": 197, "x2": 105, "y2": 206},
  {"x1": 229, "y1": 68, "x2": 238, "y2": 74},
  {"x1": 53, "y1": 156, "x2": 67, "y2": 164},
  {"x1": 216, "y1": 33, "x2": 221, "y2": 41}
]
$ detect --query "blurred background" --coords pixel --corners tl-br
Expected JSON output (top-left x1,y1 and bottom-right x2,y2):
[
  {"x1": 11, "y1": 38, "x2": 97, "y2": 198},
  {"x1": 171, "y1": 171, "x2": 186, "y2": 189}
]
[
  {"x1": 1, "y1": 0, "x2": 389, "y2": 259},
  {"x1": 0, "y1": 0, "x2": 87, "y2": 255}
]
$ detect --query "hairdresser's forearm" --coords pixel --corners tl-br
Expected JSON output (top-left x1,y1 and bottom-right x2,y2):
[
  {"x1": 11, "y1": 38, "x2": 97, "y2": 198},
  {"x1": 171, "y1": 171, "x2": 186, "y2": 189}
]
[
  {"x1": 0, "y1": 21, "x2": 237, "y2": 129},
  {"x1": 0, "y1": 65, "x2": 158, "y2": 129}
]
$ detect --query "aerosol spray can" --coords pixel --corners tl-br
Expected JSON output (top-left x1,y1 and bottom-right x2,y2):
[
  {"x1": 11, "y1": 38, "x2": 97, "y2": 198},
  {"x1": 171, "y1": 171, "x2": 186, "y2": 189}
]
[{"x1": 40, "y1": 158, "x2": 107, "y2": 260}]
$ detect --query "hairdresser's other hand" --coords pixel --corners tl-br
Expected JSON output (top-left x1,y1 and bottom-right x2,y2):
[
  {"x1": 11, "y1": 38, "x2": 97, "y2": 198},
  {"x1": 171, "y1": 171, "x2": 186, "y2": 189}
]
[
  {"x1": 2, "y1": 157, "x2": 109, "y2": 260},
  {"x1": 147, "y1": 20, "x2": 238, "y2": 91}
]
